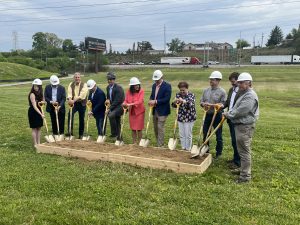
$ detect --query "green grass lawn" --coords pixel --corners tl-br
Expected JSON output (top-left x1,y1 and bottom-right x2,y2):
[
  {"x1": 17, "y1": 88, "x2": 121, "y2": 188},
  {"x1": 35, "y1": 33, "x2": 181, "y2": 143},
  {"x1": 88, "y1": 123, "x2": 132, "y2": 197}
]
[
  {"x1": 0, "y1": 62, "x2": 52, "y2": 81},
  {"x1": 0, "y1": 66, "x2": 299, "y2": 224}
]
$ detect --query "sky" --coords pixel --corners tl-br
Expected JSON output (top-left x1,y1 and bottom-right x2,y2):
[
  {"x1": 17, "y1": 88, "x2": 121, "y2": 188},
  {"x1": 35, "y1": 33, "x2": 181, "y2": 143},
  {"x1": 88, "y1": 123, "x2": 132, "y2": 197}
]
[{"x1": 1, "y1": 0, "x2": 300, "y2": 52}]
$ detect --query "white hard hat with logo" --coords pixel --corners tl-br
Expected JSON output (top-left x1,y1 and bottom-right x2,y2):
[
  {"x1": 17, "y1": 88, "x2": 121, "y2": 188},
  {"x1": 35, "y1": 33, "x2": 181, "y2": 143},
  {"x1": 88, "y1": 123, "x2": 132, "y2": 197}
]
[
  {"x1": 209, "y1": 71, "x2": 222, "y2": 80},
  {"x1": 87, "y1": 79, "x2": 96, "y2": 90},
  {"x1": 152, "y1": 70, "x2": 163, "y2": 81},
  {"x1": 32, "y1": 78, "x2": 42, "y2": 85},
  {"x1": 50, "y1": 75, "x2": 60, "y2": 85},
  {"x1": 129, "y1": 77, "x2": 141, "y2": 86},
  {"x1": 237, "y1": 72, "x2": 253, "y2": 81}
]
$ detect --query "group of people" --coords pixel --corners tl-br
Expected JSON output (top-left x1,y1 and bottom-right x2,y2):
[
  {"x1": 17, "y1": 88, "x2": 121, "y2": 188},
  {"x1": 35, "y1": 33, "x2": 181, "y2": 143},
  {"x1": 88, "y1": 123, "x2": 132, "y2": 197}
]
[{"x1": 28, "y1": 69, "x2": 259, "y2": 183}]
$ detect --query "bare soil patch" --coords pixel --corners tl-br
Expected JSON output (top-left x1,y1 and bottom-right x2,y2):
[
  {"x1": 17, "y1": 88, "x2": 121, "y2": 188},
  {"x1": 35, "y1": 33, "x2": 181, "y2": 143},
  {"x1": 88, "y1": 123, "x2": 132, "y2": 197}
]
[{"x1": 45, "y1": 140, "x2": 207, "y2": 165}]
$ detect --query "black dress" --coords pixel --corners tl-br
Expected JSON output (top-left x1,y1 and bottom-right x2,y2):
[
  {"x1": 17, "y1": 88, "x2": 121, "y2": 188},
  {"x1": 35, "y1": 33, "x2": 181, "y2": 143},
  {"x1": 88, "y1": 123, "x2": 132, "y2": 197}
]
[{"x1": 28, "y1": 95, "x2": 43, "y2": 128}]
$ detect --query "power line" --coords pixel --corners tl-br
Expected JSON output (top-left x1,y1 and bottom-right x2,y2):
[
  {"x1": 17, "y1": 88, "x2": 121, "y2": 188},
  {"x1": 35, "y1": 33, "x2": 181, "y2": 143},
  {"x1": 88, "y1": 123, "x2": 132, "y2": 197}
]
[{"x1": 1, "y1": 0, "x2": 300, "y2": 23}]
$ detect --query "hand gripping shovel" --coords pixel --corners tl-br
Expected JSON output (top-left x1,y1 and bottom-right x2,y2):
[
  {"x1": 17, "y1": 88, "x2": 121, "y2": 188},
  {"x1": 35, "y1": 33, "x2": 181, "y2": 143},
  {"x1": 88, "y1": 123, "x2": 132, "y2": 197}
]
[
  {"x1": 53, "y1": 102, "x2": 64, "y2": 141},
  {"x1": 65, "y1": 103, "x2": 75, "y2": 141},
  {"x1": 97, "y1": 101, "x2": 110, "y2": 143},
  {"x1": 168, "y1": 102, "x2": 181, "y2": 150},
  {"x1": 191, "y1": 107, "x2": 209, "y2": 154},
  {"x1": 82, "y1": 100, "x2": 92, "y2": 141},
  {"x1": 115, "y1": 106, "x2": 128, "y2": 146},
  {"x1": 191, "y1": 115, "x2": 226, "y2": 158},
  {"x1": 139, "y1": 106, "x2": 153, "y2": 147},
  {"x1": 38, "y1": 101, "x2": 55, "y2": 143}
]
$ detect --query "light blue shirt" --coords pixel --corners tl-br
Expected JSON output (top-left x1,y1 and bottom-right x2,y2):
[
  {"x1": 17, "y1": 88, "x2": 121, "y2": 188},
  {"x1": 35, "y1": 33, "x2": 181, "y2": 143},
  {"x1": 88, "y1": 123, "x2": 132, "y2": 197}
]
[
  {"x1": 109, "y1": 84, "x2": 114, "y2": 100},
  {"x1": 52, "y1": 86, "x2": 58, "y2": 102}
]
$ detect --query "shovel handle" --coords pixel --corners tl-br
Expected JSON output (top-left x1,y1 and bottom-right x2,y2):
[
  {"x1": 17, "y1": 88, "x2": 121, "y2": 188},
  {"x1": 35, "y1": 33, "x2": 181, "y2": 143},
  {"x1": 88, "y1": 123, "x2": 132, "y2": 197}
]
[
  {"x1": 144, "y1": 106, "x2": 153, "y2": 137},
  {"x1": 86, "y1": 100, "x2": 92, "y2": 110},
  {"x1": 203, "y1": 116, "x2": 226, "y2": 145}
]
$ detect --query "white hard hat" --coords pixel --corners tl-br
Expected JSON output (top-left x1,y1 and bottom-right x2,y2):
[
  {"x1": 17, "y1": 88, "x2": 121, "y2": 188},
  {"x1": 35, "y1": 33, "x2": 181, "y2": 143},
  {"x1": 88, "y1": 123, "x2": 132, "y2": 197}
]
[
  {"x1": 50, "y1": 75, "x2": 59, "y2": 85},
  {"x1": 87, "y1": 79, "x2": 96, "y2": 90},
  {"x1": 209, "y1": 71, "x2": 222, "y2": 79},
  {"x1": 32, "y1": 78, "x2": 42, "y2": 85},
  {"x1": 237, "y1": 72, "x2": 253, "y2": 81},
  {"x1": 152, "y1": 70, "x2": 163, "y2": 81},
  {"x1": 129, "y1": 77, "x2": 140, "y2": 86}
]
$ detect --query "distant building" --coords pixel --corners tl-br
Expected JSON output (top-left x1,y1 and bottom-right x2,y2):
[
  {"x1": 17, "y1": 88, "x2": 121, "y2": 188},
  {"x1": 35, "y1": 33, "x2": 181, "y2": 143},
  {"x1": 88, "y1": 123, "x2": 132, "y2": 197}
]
[
  {"x1": 183, "y1": 42, "x2": 233, "y2": 52},
  {"x1": 145, "y1": 50, "x2": 165, "y2": 55}
]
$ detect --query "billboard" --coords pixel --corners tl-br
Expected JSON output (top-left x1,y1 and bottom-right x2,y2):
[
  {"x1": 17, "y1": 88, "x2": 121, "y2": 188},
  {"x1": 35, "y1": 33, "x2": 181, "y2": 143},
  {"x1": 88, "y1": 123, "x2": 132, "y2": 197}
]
[{"x1": 85, "y1": 37, "x2": 106, "y2": 51}]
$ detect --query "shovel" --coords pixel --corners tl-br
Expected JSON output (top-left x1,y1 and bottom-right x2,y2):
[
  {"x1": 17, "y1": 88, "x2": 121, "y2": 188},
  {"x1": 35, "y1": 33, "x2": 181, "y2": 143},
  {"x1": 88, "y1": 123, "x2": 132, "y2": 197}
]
[
  {"x1": 168, "y1": 102, "x2": 180, "y2": 150},
  {"x1": 53, "y1": 102, "x2": 64, "y2": 141},
  {"x1": 115, "y1": 106, "x2": 128, "y2": 146},
  {"x1": 38, "y1": 101, "x2": 55, "y2": 143},
  {"x1": 191, "y1": 115, "x2": 226, "y2": 158},
  {"x1": 97, "y1": 101, "x2": 110, "y2": 143},
  {"x1": 139, "y1": 106, "x2": 153, "y2": 147},
  {"x1": 65, "y1": 103, "x2": 75, "y2": 141},
  {"x1": 82, "y1": 100, "x2": 92, "y2": 141},
  {"x1": 191, "y1": 107, "x2": 208, "y2": 154}
]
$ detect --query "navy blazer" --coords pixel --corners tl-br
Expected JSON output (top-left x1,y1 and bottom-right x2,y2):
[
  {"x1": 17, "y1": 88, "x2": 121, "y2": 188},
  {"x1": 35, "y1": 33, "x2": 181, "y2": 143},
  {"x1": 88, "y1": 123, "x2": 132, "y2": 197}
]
[
  {"x1": 44, "y1": 84, "x2": 66, "y2": 113},
  {"x1": 106, "y1": 83, "x2": 125, "y2": 116},
  {"x1": 88, "y1": 87, "x2": 106, "y2": 118},
  {"x1": 150, "y1": 80, "x2": 172, "y2": 116}
]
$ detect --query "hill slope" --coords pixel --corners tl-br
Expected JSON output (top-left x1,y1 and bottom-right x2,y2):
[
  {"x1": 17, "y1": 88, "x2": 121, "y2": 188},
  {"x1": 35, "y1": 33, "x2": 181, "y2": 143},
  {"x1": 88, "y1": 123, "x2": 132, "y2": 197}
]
[{"x1": 0, "y1": 62, "x2": 52, "y2": 81}]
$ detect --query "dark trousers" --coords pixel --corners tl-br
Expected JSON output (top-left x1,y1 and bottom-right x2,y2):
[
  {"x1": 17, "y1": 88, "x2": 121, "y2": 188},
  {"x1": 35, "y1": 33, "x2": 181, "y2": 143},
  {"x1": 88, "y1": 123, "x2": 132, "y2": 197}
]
[
  {"x1": 95, "y1": 116, "x2": 105, "y2": 136},
  {"x1": 68, "y1": 102, "x2": 86, "y2": 136},
  {"x1": 203, "y1": 112, "x2": 223, "y2": 156},
  {"x1": 227, "y1": 119, "x2": 240, "y2": 166},
  {"x1": 49, "y1": 110, "x2": 65, "y2": 135},
  {"x1": 108, "y1": 109, "x2": 121, "y2": 138}
]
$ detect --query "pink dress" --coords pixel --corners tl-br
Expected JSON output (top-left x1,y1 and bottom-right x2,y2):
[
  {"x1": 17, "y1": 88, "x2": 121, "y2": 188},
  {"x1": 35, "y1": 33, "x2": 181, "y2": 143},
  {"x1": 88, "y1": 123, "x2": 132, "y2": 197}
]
[{"x1": 123, "y1": 89, "x2": 145, "y2": 130}]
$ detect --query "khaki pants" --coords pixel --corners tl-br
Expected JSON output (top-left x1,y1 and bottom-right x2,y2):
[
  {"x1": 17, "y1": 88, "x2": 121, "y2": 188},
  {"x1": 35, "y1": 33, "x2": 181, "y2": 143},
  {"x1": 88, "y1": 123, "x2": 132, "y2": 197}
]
[
  {"x1": 153, "y1": 111, "x2": 168, "y2": 147},
  {"x1": 235, "y1": 124, "x2": 255, "y2": 181}
]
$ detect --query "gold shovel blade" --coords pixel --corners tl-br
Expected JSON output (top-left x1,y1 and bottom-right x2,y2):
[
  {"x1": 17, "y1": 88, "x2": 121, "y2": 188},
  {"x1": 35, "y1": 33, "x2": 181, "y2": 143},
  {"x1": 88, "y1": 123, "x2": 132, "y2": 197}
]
[
  {"x1": 191, "y1": 144, "x2": 200, "y2": 155},
  {"x1": 168, "y1": 138, "x2": 177, "y2": 150},
  {"x1": 139, "y1": 139, "x2": 149, "y2": 147},
  {"x1": 45, "y1": 135, "x2": 55, "y2": 143},
  {"x1": 115, "y1": 140, "x2": 124, "y2": 146},
  {"x1": 82, "y1": 136, "x2": 90, "y2": 141}
]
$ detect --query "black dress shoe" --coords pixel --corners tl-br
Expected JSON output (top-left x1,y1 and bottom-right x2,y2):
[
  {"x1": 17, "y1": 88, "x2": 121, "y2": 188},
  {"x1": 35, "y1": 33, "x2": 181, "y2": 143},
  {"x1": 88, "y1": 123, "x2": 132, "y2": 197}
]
[
  {"x1": 236, "y1": 178, "x2": 250, "y2": 184},
  {"x1": 78, "y1": 135, "x2": 83, "y2": 139},
  {"x1": 229, "y1": 162, "x2": 240, "y2": 170}
]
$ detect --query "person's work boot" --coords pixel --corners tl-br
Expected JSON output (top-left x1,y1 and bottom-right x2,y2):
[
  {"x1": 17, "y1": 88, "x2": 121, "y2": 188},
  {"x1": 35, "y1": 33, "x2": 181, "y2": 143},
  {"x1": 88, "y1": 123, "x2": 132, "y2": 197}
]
[{"x1": 235, "y1": 178, "x2": 250, "y2": 184}]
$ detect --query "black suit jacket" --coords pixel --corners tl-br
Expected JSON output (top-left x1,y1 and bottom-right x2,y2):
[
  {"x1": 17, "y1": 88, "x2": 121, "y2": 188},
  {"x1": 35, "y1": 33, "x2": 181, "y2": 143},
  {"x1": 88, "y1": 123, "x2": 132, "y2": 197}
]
[
  {"x1": 44, "y1": 84, "x2": 66, "y2": 113},
  {"x1": 88, "y1": 87, "x2": 106, "y2": 118},
  {"x1": 106, "y1": 83, "x2": 125, "y2": 116},
  {"x1": 224, "y1": 86, "x2": 241, "y2": 109}
]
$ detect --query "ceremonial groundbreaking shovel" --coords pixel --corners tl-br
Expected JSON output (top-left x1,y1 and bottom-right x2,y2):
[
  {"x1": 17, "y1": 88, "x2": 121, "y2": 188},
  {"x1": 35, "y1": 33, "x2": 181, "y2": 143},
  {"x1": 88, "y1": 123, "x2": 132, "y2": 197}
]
[
  {"x1": 139, "y1": 106, "x2": 153, "y2": 147},
  {"x1": 168, "y1": 102, "x2": 180, "y2": 150},
  {"x1": 53, "y1": 102, "x2": 64, "y2": 141},
  {"x1": 97, "y1": 101, "x2": 110, "y2": 143},
  {"x1": 38, "y1": 101, "x2": 55, "y2": 143},
  {"x1": 191, "y1": 107, "x2": 209, "y2": 154},
  {"x1": 82, "y1": 100, "x2": 92, "y2": 141},
  {"x1": 115, "y1": 106, "x2": 128, "y2": 146},
  {"x1": 65, "y1": 103, "x2": 75, "y2": 141},
  {"x1": 191, "y1": 116, "x2": 226, "y2": 158}
]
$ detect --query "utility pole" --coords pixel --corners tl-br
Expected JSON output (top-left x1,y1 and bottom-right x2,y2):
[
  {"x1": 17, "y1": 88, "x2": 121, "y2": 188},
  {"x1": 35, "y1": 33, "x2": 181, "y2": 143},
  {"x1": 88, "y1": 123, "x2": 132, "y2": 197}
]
[
  {"x1": 261, "y1": 33, "x2": 264, "y2": 47},
  {"x1": 238, "y1": 31, "x2": 242, "y2": 67},
  {"x1": 164, "y1": 24, "x2": 166, "y2": 54},
  {"x1": 203, "y1": 44, "x2": 206, "y2": 65},
  {"x1": 12, "y1": 31, "x2": 18, "y2": 51},
  {"x1": 253, "y1": 34, "x2": 256, "y2": 49}
]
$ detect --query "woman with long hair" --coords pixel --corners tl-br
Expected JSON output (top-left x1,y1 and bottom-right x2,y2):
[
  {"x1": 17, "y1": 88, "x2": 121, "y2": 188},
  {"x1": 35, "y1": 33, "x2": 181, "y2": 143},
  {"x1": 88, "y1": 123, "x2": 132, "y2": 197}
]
[
  {"x1": 122, "y1": 77, "x2": 145, "y2": 144},
  {"x1": 28, "y1": 79, "x2": 44, "y2": 146}
]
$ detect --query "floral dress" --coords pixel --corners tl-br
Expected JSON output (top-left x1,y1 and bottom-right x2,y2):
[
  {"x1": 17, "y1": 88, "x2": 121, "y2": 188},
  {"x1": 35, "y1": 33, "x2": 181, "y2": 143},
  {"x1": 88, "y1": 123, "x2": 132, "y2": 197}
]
[{"x1": 172, "y1": 92, "x2": 196, "y2": 122}]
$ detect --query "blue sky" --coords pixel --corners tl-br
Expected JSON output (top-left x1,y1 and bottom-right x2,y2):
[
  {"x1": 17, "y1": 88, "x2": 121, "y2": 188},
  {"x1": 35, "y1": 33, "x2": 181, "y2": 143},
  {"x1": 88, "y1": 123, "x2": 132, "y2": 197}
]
[{"x1": 1, "y1": 0, "x2": 300, "y2": 52}]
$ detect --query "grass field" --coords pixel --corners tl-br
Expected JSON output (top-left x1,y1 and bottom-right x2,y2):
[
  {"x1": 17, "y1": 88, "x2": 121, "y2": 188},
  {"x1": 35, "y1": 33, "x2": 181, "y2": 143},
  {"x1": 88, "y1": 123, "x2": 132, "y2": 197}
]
[
  {"x1": 0, "y1": 66, "x2": 299, "y2": 224},
  {"x1": 0, "y1": 62, "x2": 51, "y2": 81}
]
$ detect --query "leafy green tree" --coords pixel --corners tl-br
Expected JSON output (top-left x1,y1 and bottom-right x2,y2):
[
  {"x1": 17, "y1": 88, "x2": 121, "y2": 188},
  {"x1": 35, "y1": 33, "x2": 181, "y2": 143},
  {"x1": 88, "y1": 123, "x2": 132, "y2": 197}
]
[
  {"x1": 62, "y1": 39, "x2": 76, "y2": 52},
  {"x1": 167, "y1": 38, "x2": 185, "y2": 53},
  {"x1": 32, "y1": 32, "x2": 47, "y2": 51},
  {"x1": 266, "y1": 25, "x2": 283, "y2": 46},
  {"x1": 137, "y1": 41, "x2": 153, "y2": 52},
  {"x1": 235, "y1": 39, "x2": 250, "y2": 49}
]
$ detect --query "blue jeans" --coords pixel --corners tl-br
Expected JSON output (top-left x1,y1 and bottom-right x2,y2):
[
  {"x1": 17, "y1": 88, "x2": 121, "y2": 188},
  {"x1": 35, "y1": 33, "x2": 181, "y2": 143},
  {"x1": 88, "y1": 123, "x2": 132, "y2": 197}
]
[
  {"x1": 95, "y1": 116, "x2": 105, "y2": 136},
  {"x1": 227, "y1": 119, "x2": 240, "y2": 166},
  {"x1": 203, "y1": 112, "x2": 223, "y2": 156}
]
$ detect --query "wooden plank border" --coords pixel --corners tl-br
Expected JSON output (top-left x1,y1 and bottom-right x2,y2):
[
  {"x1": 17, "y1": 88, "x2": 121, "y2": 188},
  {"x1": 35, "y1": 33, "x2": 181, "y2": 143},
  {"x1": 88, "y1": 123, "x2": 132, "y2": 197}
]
[{"x1": 35, "y1": 144, "x2": 212, "y2": 174}]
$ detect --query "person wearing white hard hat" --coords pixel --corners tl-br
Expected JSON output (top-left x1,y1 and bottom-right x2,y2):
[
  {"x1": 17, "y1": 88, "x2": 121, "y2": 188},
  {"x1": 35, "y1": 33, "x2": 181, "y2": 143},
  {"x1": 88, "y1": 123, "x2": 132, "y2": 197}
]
[
  {"x1": 223, "y1": 72, "x2": 242, "y2": 169},
  {"x1": 105, "y1": 72, "x2": 125, "y2": 139},
  {"x1": 87, "y1": 79, "x2": 106, "y2": 136},
  {"x1": 123, "y1": 77, "x2": 145, "y2": 144},
  {"x1": 223, "y1": 72, "x2": 259, "y2": 184},
  {"x1": 44, "y1": 75, "x2": 66, "y2": 136},
  {"x1": 28, "y1": 78, "x2": 44, "y2": 146},
  {"x1": 149, "y1": 70, "x2": 172, "y2": 147},
  {"x1": 67, "y1": 72, "x2": 88, "y2": 138},
  {"x1": 200, "y1": 71, "x2": 227, "y2": 159}
]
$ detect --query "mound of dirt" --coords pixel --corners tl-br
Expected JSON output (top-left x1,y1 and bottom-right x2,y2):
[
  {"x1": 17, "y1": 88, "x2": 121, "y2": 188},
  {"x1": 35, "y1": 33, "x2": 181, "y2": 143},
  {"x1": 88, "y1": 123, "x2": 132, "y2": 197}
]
[{"x1": 45, "y1": 140, "x2": 207, "y2": 165}]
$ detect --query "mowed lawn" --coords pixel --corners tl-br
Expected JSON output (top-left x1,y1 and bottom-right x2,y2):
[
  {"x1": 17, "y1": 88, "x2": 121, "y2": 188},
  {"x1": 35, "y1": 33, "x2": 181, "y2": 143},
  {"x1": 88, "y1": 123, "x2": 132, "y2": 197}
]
[{"x1": 0, "y1": 66, "x2": 299, "y2": 224}]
